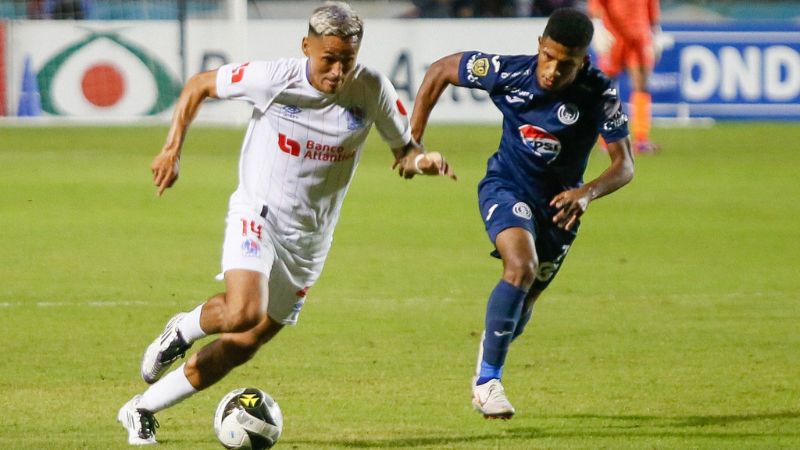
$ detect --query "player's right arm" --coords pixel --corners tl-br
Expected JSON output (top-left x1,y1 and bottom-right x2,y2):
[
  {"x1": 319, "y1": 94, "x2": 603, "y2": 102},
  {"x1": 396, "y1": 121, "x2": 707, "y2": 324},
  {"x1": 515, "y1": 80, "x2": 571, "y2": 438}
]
[
  {"x1": 410, "y1": 52, "x2": 463, "y2": 145},
  {"x1": 151, "y1": 70, "x2": 219, "y2": 196}
]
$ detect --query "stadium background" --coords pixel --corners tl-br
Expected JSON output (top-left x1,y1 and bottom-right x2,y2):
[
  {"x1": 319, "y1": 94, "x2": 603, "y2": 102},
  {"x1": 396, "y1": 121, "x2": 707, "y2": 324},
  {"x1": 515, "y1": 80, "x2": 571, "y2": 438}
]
[
  {"x1": 1, "y1": 1, "x2": 798, "y2": 449},
  {"x1": 3, "y1": 0, "x2": 799, "y2": 122}
]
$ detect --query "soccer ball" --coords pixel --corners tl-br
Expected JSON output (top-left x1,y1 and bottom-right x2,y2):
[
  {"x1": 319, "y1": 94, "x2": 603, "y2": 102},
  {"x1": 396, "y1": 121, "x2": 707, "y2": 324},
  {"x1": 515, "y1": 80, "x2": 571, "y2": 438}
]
[{"x1": 213, "y1": 387, "x2": 283, "y2": 449}]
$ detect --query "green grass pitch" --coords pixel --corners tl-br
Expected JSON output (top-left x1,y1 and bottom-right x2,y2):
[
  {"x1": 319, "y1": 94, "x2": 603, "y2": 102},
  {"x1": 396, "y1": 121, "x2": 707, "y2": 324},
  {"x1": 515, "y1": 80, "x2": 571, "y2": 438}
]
[{"x1": 0, "y1": 122, "x2": 798, "y2": 449}]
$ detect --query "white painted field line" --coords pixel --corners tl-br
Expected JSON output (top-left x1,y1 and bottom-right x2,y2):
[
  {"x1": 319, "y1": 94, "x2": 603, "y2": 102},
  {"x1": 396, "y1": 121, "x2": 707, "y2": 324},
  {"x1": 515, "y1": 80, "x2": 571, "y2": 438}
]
[{"x1": 0, "y1": 300, "x2": 167, "y2": 308}]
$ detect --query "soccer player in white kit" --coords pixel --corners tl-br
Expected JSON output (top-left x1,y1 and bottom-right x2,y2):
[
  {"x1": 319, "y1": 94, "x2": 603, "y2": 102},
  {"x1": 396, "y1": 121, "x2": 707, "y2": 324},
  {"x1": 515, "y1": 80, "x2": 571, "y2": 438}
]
[{"x1": 117, "y1": 2, "x2": 455, "y2": 445}]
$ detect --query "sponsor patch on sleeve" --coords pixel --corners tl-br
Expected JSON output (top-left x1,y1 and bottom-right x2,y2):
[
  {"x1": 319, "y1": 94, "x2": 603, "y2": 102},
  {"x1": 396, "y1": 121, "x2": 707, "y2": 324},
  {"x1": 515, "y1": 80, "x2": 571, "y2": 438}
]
[{"x1": 471, "y1": 58, "x2": 490, "y2": 77}]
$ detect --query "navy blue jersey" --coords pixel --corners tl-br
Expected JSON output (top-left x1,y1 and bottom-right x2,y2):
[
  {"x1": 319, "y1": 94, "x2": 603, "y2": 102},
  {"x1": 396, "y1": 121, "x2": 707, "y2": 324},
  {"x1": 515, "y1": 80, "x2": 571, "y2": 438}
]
[{"x1": 459, "y1": 51, "x2": 628, "y2": 205}]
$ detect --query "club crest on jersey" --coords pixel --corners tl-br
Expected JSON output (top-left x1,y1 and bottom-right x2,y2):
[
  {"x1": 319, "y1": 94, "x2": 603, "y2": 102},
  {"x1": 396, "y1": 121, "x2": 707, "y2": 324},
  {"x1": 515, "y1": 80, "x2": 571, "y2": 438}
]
[
  {"x1": 512, "y1": 202, "x2": 532, "y2": 220},
  {"x1": 557, "y1": 103, "x2": 580, "y2": 125},
  {"x1": 471, "y1": 58, "x2": 490, "y2": 77},
  {"x1": 241, "y1": 238, "x2": 260, "y2": 258},
  {"x1": 466, "y1": 54, "x2": 489, "y2": 84},
  {"x1": 281, "y1": 105, "x2": 302, "y2": 118},
  {"x1": 519, "y1": 124, "x2": 562, "y2": 162},
  {"x1": 345, "y1": 106, "x2": 365, "y2": 130}
]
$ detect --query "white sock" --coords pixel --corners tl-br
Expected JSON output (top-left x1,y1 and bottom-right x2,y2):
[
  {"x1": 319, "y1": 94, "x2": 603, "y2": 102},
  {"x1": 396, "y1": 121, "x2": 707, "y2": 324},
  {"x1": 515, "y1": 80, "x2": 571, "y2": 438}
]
[
  {"x1": 177, "y1": 304, "x2": 207, "y2": 344},
  {"x1": 138, "y1": 364, "x2": 198, "y2": 413}
]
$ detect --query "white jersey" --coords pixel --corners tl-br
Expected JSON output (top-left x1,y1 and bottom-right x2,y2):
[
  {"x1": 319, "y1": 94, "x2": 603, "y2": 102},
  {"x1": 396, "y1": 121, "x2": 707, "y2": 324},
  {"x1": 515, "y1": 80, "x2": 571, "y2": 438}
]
[{"x1": 215, "y1": 58, "x2": 411, "y2": 260}]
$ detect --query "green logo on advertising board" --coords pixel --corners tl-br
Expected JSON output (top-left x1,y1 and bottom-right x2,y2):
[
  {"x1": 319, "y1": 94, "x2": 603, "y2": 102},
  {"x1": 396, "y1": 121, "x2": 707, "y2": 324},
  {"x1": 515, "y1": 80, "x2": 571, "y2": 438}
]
[{"x1": 37, "y1": 30, "x2": 181, "y2": 115}]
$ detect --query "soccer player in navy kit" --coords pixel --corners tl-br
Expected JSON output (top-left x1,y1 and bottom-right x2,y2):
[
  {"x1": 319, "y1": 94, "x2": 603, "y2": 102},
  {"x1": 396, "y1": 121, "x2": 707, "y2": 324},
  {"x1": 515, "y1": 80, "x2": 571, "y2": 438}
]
[{"x1": 411, "y1": 8, "x2": 634, "y2": 418}]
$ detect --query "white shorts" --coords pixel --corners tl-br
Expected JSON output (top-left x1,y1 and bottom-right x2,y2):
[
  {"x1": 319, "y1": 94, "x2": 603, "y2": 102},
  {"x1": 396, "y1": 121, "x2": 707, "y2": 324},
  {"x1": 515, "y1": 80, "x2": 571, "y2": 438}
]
[{"x1": 218, "y1": 206, "x2": 325, "y2": 325}]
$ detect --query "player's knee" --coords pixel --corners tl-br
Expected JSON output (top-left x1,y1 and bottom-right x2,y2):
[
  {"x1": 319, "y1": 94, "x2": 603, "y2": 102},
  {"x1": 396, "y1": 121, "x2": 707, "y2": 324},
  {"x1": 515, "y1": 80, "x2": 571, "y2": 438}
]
[{"x1": 503, "y1": 257, "x2": 537, "y2": 289}]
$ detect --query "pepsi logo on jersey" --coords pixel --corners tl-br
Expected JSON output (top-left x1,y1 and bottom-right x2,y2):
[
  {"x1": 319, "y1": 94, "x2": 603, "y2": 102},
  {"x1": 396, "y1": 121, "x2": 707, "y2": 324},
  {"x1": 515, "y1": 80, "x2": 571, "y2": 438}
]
[{"x1": 518, "y1": 124, "x2": 562, "y2": 161}]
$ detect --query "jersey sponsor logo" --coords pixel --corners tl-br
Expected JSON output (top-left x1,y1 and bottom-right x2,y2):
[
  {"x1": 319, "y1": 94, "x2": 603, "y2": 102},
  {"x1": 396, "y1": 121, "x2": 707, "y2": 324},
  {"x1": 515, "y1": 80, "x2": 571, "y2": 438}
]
[
  {"x1": 500, "y1": 68, "x2": 530, "y2": 80},
  {"x1": 504, "y1": 86, "x2": 535, "y2": 100},
  {"x1": 557, "y1": 103, "x2": 580, "y2": 125},
  {"x1": 281, "y1": 105, "x2": 302, "y2": 118},
  {"x1": 278, "y1": 133, "x2": 301, "y2": 156},
  {"x1": 512, "y1": 202, "x2": 532, "y2": 220},
  {"x1": 241, "y1": 238, "x2": 260, "y2": 258},
  {"x1": 518, "y1": 124, "x2": 562, "y2": 161},
  {"x1": 471, "y1": 57, "x2": 490, "y2": 77},
  {"x1": 345, "y1": 106, "x2": 365, "y2": 130},
  {"x1": 603, "y1": 109, "x2": 628, "y2": 131},
  {"x1": 279, "y1": 133, "x2": 357, "y2": 163},
  {"x1": 231, "y1": 62, "x2": 249, "y2": 83},
  {"x1": 304, "y1": 139, "x2": 357, "y2": 163}
]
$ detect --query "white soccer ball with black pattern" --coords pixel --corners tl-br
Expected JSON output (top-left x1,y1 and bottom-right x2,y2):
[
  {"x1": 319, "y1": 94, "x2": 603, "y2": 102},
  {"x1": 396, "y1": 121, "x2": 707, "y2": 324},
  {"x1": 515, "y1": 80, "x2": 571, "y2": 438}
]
[{"x1": 213, "y1": 387, "x2": 283, "y2": 449}]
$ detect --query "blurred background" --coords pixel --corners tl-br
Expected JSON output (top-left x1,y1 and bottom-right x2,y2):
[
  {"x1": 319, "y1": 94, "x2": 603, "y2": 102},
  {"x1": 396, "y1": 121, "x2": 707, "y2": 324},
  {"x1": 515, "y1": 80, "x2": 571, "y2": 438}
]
[
  {"x1": 2, "y1": 0, "x2": 799, "y2": 124},
  {"x1": 3, "y1": 0, "x2": 800, "y2": 20}
]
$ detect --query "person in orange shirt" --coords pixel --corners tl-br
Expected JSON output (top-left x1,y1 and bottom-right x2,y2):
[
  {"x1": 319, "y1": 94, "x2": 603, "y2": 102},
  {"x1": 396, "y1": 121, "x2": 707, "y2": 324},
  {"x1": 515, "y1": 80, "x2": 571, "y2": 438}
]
[{"x1": 589, "y1": 0, "x2": 661, "y2": 153}]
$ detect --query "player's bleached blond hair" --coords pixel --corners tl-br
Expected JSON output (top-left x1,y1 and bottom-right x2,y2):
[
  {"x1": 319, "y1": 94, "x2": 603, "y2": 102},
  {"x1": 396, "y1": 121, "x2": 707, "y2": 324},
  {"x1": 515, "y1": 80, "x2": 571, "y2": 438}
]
[{"x1": 308, "y1": 1, "x2": 364, "y2": 40}]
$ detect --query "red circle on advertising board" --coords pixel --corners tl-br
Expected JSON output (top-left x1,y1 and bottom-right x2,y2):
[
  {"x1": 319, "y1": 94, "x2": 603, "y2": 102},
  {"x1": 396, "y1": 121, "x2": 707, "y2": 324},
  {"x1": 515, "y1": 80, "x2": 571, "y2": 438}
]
[{"x1": 81, "y1": 64, "x2": 125, "y2": 107}]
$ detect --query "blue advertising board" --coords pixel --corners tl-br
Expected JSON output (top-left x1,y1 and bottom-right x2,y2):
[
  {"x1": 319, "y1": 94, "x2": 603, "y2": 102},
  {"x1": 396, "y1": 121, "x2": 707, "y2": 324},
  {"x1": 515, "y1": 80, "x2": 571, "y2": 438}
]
[{"x1": 615, "y1": 22, "x2": 800, "y2": 120}]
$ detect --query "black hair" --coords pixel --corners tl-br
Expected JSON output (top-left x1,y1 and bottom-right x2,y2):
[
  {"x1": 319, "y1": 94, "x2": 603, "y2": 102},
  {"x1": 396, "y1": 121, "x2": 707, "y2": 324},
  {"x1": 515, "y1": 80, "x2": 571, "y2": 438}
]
[{"x1": 542, "y1": 8, "x2": 594, "y2": 49}]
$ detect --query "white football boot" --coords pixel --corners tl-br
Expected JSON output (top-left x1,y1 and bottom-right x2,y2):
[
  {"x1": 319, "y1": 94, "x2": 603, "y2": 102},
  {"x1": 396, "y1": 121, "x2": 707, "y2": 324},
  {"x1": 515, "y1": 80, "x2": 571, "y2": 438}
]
[
  {"x1": 117, "y1": 395, "x2": 159, "y2": 445},
  {"x1": 141, "y1": 313, "x2": 192, "y2": 384},
  {"x1": 472, "y1": 378, "x2": 515, "y2": 419}
]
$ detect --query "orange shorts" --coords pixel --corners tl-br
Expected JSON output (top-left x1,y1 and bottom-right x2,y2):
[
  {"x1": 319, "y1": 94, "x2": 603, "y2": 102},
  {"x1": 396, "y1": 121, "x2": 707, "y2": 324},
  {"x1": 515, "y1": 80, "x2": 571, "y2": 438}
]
[{"x1": 598, "y1": 32, "x2": 655, "y2": 77}]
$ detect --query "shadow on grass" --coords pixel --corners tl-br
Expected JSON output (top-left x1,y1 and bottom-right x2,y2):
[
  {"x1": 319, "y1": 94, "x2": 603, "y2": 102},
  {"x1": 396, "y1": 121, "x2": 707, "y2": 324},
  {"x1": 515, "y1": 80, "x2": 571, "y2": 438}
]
[{"x1": 287, "y1": 411, "x2": 800, "y2": 448}]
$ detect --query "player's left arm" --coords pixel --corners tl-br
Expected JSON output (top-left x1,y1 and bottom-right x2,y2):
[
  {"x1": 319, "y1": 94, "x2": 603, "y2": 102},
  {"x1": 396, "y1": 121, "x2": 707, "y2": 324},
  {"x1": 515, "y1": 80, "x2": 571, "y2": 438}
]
[
  {"x1": 550, "y1": 137, "x2": 634, "y2": 230},
  {"x1": 370, "y1": 67, "x2": 456, "y2": 180}
]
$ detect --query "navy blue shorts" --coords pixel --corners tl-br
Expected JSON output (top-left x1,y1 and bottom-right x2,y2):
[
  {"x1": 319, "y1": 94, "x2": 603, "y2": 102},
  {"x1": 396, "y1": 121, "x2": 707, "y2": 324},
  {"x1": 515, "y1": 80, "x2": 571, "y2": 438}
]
[{"x1": 478, "y1": 177, "x2": 578, "y2": 291}]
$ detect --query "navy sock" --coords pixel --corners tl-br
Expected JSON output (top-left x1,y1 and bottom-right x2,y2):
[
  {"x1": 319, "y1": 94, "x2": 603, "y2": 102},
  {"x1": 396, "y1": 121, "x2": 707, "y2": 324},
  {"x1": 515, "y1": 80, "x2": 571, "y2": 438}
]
[
  {"x1": 480, "y1": 280, "x2": 527, "y2": 378},
  {"x1": 512, "y1": 302, "x2": 535, "y2": 341}
]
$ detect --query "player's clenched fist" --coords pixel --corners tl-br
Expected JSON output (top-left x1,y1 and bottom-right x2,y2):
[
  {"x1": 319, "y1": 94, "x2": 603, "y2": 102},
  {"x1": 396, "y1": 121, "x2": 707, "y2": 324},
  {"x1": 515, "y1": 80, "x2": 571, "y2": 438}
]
[{"x1": 395, "y1": 151, "x2": 457, "y2": 180}]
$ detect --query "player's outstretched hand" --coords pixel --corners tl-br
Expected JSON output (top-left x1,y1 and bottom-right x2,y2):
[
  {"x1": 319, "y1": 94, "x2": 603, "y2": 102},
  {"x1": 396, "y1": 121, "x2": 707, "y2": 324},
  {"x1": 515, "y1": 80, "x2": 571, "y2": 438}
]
[
  {"x1": 550, "y1": 187, "x2": 591, "y2": 231},
  {"x1": 150, "y1": 149, "x2": 180, "y2": 196},
  {"x1": 394, "y1": 151, "x2": 457, "y2": 181}
]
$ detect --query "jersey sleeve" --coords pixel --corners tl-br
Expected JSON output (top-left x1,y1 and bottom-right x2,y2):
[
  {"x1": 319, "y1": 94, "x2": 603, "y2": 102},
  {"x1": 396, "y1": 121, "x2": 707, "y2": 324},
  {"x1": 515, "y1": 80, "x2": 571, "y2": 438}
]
[
  {"x1": 371, "y1": 71, "x2": 412, "y2": 149},
  {"x1": 597, "y1": 83, "x2": 629, "y2": 143},
  {"x1": 215, "y1": 61, "x2": 288, "y2": 111},
  {"x1": 458, "y1": 51, "x2": 507, "y2": 93}
]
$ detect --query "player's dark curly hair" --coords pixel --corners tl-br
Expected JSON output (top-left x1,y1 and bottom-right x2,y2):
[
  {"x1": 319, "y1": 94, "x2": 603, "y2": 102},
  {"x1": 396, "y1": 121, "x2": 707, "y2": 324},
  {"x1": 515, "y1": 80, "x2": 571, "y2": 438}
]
[{"x1": 542, "y1": 8, "x2": 594, "y2": 49}]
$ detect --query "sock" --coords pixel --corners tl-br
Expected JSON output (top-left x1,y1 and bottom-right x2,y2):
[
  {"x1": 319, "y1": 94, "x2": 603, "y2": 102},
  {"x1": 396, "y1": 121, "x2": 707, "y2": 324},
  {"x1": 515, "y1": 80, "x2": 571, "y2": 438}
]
[
  {"x1": 138, "y1": 363, "x2": 198, "y2": 413},
  {"x1": 476, "y1": 361, "x2": 503, "y2": 385},
  {"x1": 512, "y1": 302, "x2": 535, "y2": 341},
  {"x1": 479, "y1": 280, "x2": 526, "y2": 381},
  {"x1": 177, "y1": 304, "x2": 207, "y2": 344},
  {"x1": 631, "y1": 91, "x2": 652, "y2": 143}
]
